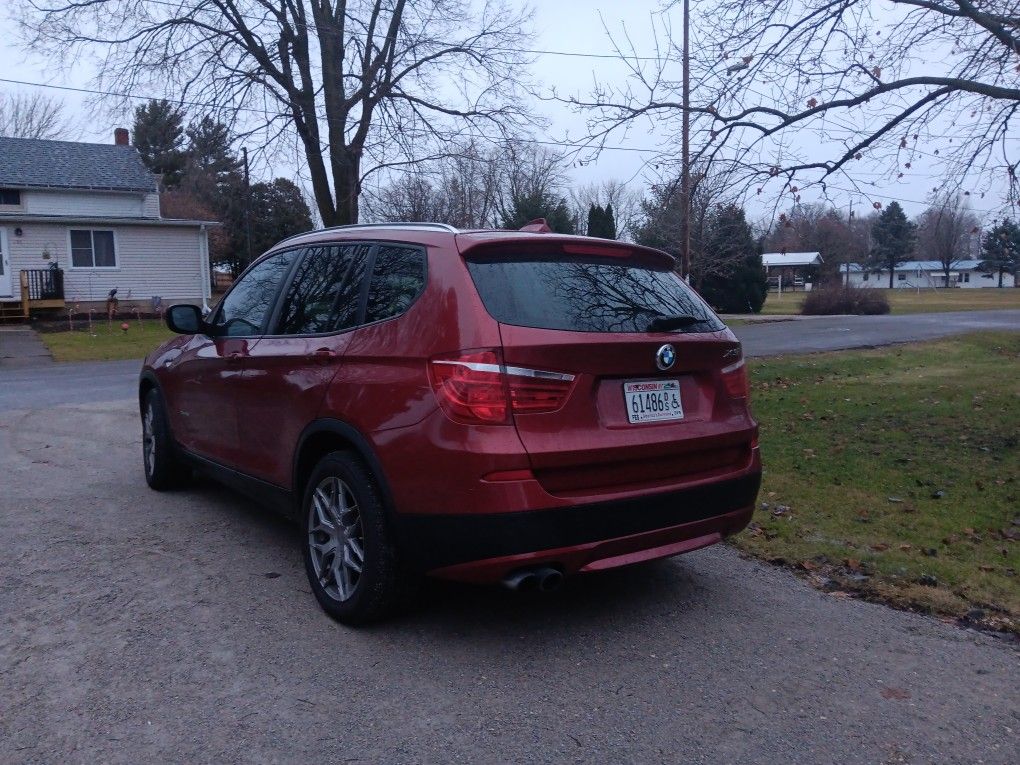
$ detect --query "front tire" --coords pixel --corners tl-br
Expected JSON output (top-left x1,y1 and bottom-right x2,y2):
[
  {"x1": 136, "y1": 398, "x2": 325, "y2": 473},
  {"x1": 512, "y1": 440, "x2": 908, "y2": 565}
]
[
  {"x1": 142, "y1": 388, "x2": 190, "y2": 490},
  {"x1": 301, "y1": 451, "x2": 411, "y2": 625}
]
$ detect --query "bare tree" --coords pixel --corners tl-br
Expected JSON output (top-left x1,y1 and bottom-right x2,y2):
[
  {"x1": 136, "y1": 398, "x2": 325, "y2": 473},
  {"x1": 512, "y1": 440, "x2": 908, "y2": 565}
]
[
  {"x1": 634, "y1": 165, "x2": 753, "y2": 288},
  {"x1": 764, "y1": 203, "x2": 872, "y2": 282},
  {"x1": 18, "y1": 0, "x2": 535, "y2": 226},
  {"x1": 363, "y1": 139, "x2": 505, "y2": 228},
  {"x1": 0, "y1": 91, "x2": 68, "y2": 139},
  {"x1": 570, "y1": 1, "x2": 1020, "y2": 208},
  {"x1": 916, "y1": 193, "x2": 980, "y2": 286},
  {"x1": 570, "y1": 179, "x2": 642, "y2": 241},
  {"x1": 365, "y1": 139, "x2": 574, "y2": 230}
]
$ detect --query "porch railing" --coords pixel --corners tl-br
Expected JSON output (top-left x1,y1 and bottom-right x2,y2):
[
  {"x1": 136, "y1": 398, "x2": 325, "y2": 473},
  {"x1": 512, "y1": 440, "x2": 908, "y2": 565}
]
[{"x1": 21, "y1": 268, "x2": 65, "y2": 301}]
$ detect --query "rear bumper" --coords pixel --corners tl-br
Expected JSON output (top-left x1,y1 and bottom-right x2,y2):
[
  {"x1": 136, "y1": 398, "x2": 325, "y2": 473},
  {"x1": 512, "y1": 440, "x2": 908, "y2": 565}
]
[{"x1": 396, "y1": 471, "x2": 761, "y2": 581}]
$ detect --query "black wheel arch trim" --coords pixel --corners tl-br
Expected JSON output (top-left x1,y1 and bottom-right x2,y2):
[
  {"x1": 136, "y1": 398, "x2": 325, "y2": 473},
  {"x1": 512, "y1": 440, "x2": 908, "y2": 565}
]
[
  {"x1": 137, "y1": 370, "x2": 184, "y2": 453},
  {"x1": 138, "y1": 369, "x2": 162, "y2": 414},
  {"x1": 292, "y1": 418, "x2": 399, "y2": 524}
]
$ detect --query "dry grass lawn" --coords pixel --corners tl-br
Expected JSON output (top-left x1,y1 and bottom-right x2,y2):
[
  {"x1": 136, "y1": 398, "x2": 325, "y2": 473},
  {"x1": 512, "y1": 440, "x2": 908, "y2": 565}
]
[
  {"x1": 740, "y1": 332, "x2": 1020, "y2": 632},
  {"x1": 40, "y1": 319, "x2": 175, "y2": 362},
  {"x1": 758, "y1": 287, "x2": 1020, "y2": 316}
]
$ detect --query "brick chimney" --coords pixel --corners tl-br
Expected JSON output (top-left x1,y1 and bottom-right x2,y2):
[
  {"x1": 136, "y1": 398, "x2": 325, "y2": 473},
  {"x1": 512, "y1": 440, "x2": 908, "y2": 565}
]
[{"x1": 114, "y1": 127, "x2": 130, "y2": 146}]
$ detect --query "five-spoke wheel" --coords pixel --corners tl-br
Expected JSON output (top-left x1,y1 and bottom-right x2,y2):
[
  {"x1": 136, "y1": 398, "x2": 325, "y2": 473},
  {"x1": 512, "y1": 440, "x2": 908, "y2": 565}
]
[
  {"x1": 308, "y1": 476, "x2": 366, "y2": 602},
  {"x1": 141, "y1": 388, "x2": 189, "y2": 490},
  {"x1": 301, "y1": 451, "x2": 413, "y2": 624}
]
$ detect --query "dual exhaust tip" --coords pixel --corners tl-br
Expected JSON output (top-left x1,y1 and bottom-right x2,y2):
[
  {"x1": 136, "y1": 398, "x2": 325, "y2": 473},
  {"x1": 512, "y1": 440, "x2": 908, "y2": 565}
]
[{"x1": 502, "y1": 565, "x2": 563, "y2": 593}]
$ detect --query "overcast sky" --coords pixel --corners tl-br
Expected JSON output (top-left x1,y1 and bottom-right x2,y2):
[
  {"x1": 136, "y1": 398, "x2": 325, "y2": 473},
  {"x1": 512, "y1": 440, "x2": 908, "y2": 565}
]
[{"x1": 0, "y1": 0, "x2": 1011, "y2": 228}]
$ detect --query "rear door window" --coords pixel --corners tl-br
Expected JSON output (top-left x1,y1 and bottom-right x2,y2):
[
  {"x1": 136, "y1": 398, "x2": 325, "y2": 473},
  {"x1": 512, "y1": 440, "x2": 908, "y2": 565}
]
[
  {"x1": 465, "y1": 256, "x2": 724, "y2": 333},
  {"x1": 275, "y1": 243, "x2": 372, "y2": 334}
]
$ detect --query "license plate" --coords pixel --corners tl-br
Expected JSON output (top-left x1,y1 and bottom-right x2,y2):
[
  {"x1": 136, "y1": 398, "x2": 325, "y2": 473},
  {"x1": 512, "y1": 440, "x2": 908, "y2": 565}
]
[{"x1": 624, "y1": 380, "x2": 684, "y2": 424}]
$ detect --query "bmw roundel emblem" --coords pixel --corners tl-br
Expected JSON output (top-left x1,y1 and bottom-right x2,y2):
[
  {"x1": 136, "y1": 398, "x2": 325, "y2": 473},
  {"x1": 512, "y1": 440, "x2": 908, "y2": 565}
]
[{"x1": 656, "y1": 344, "x2": 676, "y2": 371}]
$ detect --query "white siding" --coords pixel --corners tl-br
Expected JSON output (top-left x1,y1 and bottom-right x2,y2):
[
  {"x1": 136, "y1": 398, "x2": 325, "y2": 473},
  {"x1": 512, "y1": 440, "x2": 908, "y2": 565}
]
[
  {"x1": 142, "y1": 192, "x2": 161, "y2": 218},
  {"x1": 1, "y1": 221, "x2": 209, "y2": 302},
  {"x1": 844, "y1": 269, "x2": 1015, "y2": 288},
  {"x1": 23, "y1": 190, "x2": 148, "y2": 218}
]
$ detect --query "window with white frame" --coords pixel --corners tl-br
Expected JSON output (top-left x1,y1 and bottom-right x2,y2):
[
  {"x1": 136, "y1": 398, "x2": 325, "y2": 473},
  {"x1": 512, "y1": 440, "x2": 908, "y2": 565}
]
[{"x1": 70, "y1": 229, "x2": 117, "y2": 268}]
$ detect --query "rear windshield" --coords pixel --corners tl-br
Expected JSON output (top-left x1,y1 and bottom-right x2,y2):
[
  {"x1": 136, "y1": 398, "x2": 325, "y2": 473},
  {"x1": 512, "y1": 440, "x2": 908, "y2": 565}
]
[{"x1": 465, "y1": 256, "x2": 725, "y2": 334}]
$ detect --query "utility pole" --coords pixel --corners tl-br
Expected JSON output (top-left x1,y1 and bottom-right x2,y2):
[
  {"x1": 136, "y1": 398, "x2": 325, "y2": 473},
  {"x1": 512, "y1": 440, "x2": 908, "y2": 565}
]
[
  {"x1": 242, "y1": 146, "x2": 254, "y2": 270},
  {"x1": 846, "y1": 199, "x2": 854, "y2": 286},
  {"x1": 680, "y1": 0, "x2": 691, "y2": 281}
]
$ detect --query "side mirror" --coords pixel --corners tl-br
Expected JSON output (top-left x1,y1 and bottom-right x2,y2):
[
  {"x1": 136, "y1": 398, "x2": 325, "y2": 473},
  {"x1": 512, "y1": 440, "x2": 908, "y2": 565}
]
[{"x1": 165, "y1": 304, "x2": 205, "y2": 335}]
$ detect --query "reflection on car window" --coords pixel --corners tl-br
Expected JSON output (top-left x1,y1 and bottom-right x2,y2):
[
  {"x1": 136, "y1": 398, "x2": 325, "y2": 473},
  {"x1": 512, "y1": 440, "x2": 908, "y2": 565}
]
[
  {"x1": 276, "y1": 244, "x2": 371, "y2": 334},
  {"x1": 466, "y1": 256, "x2": 724, "y2": 333},
  {"x1": 210, "y1": 250, "x2": 298, "y2": 337},
  {"x1": 365, "y1": 245, "x2": 426, "y2": 324}
]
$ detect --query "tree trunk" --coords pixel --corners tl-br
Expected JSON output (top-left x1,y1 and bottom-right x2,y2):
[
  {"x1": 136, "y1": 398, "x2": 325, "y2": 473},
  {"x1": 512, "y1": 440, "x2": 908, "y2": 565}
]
[
  {"x1": 999, "y1": 268, "x2": 1004, "y2": 288},
  {"x1": 888, "y1": 263, "x2": 894, "y2": 289},
  {"x1": 330, "y1": 148, "x2": 362, "y2": 226}
]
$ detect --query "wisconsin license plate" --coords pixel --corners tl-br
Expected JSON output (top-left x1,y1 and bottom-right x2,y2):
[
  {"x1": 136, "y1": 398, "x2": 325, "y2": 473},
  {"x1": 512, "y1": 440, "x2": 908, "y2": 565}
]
[{"x1": 624, "y1": 380, "x2": 684, "y2": 424}]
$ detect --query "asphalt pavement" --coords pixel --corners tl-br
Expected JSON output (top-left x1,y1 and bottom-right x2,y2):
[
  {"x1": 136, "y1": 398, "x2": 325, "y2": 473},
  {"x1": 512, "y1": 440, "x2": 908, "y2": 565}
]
[
  {"x1": 1, "y1": 310, "x2": 1018, "y2": 412},
  {"x1": 1, "y1": 311, "x2": 1018, "y2": 763},
  {"x1": 737, "y1": 309, "x2": 1020, "y2": 358},
  {"x1": 1, "y1": 399, "x2": 1017, "y2": 764}
]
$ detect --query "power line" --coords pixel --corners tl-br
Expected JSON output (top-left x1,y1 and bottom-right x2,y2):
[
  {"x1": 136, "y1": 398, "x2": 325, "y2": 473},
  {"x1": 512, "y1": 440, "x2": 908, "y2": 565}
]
[
  {"x1": 0, "y1": 76, "x2": 664, "y2": 154},
  {"x1": 123, "y1": 0, "x2": 673, "y2": 62}
]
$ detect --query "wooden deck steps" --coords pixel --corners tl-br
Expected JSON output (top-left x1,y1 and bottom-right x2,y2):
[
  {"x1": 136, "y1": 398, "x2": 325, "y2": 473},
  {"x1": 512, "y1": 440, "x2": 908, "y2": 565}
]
[{"x1": 0, "y1": 301, "x2": 27, "y2": 323}]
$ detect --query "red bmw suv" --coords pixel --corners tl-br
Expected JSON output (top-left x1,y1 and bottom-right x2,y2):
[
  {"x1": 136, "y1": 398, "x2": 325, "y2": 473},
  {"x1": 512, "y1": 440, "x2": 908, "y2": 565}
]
[{"x1": 140, "y1": 222, "x2": 760, "y2": 623}]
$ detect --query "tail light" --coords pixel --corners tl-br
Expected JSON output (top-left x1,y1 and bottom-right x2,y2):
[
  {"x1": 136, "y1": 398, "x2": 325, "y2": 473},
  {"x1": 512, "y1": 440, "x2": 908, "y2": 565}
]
[
  {"x1": 720, "y1": 358, "x2": 750, "y2": 400},
  {"x1": 429, "y1": 349, "x2": 574, "y2": 425}
]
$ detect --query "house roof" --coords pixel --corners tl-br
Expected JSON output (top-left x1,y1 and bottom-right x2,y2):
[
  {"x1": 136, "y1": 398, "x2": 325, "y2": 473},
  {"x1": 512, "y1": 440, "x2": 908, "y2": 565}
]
[
  {"x1": 845, "y1": 260, "x2": 983, "y2": 272},
  {"x1": 0, "y1": 136, "x2": 157, "y2": 193},
  {"x1": 761, "y1": 251, "x2": 824, "y2": 267},
  {"x1": 0, "y1": 213, "x2": 215, "y2": 227}
]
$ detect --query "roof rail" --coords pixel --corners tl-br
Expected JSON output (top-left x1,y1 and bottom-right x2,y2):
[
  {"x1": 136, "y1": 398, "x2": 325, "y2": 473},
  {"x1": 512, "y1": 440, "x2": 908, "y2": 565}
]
[{"x1": 270, "y1": 221, "x2": 460, "y2": 249}]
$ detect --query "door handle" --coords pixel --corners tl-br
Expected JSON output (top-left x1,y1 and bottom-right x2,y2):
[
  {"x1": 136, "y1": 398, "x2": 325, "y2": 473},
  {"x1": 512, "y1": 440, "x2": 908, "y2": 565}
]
[{"x1": 308, "y1": 348, "x2": 338, "y2": 365}]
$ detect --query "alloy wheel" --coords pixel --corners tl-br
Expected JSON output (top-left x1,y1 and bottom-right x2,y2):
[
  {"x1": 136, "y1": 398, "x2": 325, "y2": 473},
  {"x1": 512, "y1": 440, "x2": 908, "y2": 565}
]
[
  {"x1": 142, "y1": 404, "x2": 156, "y2": 477},
  {"x1": 308, "y1": 476, "x2": 366, "y2": 602}
]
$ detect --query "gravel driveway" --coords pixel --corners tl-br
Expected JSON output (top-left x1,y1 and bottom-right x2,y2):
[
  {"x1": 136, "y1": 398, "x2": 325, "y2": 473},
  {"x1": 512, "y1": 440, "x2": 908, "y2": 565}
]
[{"x1": 1, "y1": 397, "x2": 1017, "y2": 764}]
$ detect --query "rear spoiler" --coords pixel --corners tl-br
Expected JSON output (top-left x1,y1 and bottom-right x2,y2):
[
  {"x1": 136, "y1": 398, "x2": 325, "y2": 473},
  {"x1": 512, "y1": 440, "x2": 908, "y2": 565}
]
[{"x1": 455, "y1": 233, "x2": 677, "y2": 271}]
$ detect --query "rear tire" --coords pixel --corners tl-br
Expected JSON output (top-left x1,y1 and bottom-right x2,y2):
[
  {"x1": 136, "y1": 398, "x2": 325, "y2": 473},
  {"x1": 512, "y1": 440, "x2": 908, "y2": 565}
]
[
  {"x1": 142, "y1": 388, "x2": 190, "y2": 490},
  {"x1": 301, "y1": 451, "x2": 413, "y2": 625}
]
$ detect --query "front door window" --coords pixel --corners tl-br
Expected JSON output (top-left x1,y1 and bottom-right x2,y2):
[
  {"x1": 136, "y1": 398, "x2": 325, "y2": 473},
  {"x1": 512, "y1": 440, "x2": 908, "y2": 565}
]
[{"x1": 209, "y1": 250, "x2": 299, "y2": 336}]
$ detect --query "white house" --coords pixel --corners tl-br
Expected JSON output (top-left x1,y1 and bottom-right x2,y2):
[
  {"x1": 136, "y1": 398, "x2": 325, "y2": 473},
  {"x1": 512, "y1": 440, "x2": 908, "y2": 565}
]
[
  {"x1": 841, "y1": 260, "x2": 1015, "y2": 289},
  {"x1": 761, "y1": 251, "x2": 823, "y2": 290},
  {"x1": 0, "y1": 131, "x2": 214, "y2": 319}
]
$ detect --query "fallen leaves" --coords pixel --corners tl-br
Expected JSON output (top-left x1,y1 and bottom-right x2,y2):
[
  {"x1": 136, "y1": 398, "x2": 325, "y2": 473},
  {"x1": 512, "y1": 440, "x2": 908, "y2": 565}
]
[{"x1": 880, "y1": 687, "x2": 910, "y2": 701}]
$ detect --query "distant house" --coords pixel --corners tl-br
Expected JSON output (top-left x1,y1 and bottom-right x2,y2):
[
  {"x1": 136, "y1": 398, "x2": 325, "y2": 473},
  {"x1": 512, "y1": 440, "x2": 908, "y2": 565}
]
[
  {"x1": 0, "y1": 130, "x2": 215, "y2": 320},
  {"x1": 761, "y1": 251, "x2": 823, "y2": 290},
  {"x1": 841, "y1": 260, "x2": 1015, "y2": 289}
]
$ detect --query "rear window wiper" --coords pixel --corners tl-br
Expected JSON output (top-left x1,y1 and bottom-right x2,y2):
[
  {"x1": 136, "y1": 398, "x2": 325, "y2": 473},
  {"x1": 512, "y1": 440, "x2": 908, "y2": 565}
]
[{"x1": 646, "y1": 313, "x2": 703, "y2": 332}]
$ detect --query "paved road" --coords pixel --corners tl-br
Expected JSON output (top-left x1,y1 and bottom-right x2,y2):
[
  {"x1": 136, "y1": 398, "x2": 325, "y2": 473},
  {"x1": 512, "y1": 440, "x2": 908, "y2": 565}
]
[
  {"x1": 737, "y1": 309, "x2": 1020, "y2": 357},
  {"x1": 2, "y1": 313, "x2": 1019, "y2": 763},
  {"x1": 1, "y1": 399, "x2": 1017, "y2": 764},
  {"x1": 2, "y1": 310, "x2": 1017, "y2": 412}
]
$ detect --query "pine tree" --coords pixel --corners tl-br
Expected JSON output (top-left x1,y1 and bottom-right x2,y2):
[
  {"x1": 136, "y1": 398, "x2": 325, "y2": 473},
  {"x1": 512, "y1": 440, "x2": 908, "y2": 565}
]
[
  {"x1": 980, "y1": 219, "x2": 1020, "y2": 287},
  {"x1": 586, "y1": 202, "x2": 618, "y2": 239},
  {"x1": 698, "y1": 203, "x2": 768, "y2": 313},
  {"x1": 131, "y1": 99, "x2": 186, "y2": 187},
  {"x1": 603, "y1": 203, "x2": 617, "y2": 239},
  {"x1": 185, "y1": 116, "x2": 240, "y2": 182},
  {"x1": 869, "y1": 201, "x2": 916, "y2": 288},
  {"x1": 501, "y1": 192, "x2": 576, "y2": 234}
]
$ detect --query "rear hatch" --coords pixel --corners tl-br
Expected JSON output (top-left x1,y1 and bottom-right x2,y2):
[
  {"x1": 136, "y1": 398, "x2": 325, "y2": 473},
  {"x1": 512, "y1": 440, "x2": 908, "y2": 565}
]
[{"x1": 461, "y1": 239, "x2": 755, "y2": 498}]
